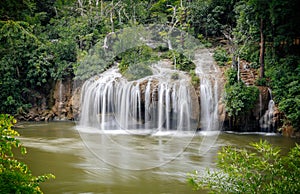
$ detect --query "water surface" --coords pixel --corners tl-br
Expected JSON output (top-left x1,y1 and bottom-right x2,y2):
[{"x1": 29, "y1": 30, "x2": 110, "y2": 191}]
[{"x1": 16, "y1": 122, "x2": 298, "y2": 194}]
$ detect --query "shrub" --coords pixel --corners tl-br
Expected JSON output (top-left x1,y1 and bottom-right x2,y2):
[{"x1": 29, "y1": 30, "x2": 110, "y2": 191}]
[
  {"x1": 117, "y1": 45, "x2": 157, "y2": 74},
  {"x1": 213, "y1": 47, "x2": 229, "y2": 66},
  {"x1": 266, "y1": 55, "x2": 300, "y2": 130},
  {"x1": 188, "y1": 140, "x2": 300, "y2": 194},
  {"x1": 255, "y1": 77, "x2": 267, "y2": 86},
  {"x1": 162, "y1": 50, "x2": 196, "y2": 72},
  {"x1": 189, "y1": 70, "x2": 200, "y2": 87},
  {"x1": 223, "y1": 68, "x2": 259, "y2": 117},
  {"x1": 225, "y1": 68, "x2": 238, "y2": 85},
  {"x1": 123, "y1": 63, "x2": 153, "y2": 81},
  {"x1": 171, "y1": 72, "x2": 179, "y2": 80},
  {"x1": 224, "y1": 82, "x2": 259, "y2": 117},
  {"x1": 197, "y1": 34, "x2": 212, "y2": 48},
  {"x1": 0, "y1": 114, "x2": 54, "y2": 193}
]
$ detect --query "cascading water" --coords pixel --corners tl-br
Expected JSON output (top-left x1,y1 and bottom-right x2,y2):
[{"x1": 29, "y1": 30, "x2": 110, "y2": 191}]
[
  {"x1": 75, "y1": 26, "x2": 223, "y2": 170},
  {"x1": 194, "y1": 50, "x2": 220, "y2": 131},
  {"x1": 79, "y1": 49, "x2": 221, "y2": 133},
  {"x1": 54, "y1": 79, "x2": 66, "y2": 120},
  {"x1": 79, "y1": 64, "x2": 199, "y2": 133},
  {"x1": 259, "y1": 88, "x2": 275, "y2": 132}
]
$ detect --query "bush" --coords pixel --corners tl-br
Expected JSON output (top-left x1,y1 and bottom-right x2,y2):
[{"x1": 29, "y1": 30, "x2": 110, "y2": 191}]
[
  {"x1": 188, "y1": 140, "x2": 300, "y2": 194},
  {"x1": 197, "y1": 34, "x2": 212, "y2": 48},
  {"x1": 162, "y1": 50, "x2": 196, "y2": 72},
  {"x1": 213, "y1": 47, "x2": 229, "y2": 66},
  {"x1": 224, "y1": 82, "x2": 259, "y2": 117},
  {"x1": 161, "y1": 50, "x2": 198, "y2": 87},
  {"x1": 265, "y1": 55, "x2": 300, "y2": 130},
  {"x1": 117, "y1": 45, "x2": 157, "y2": 74},
  {"x1": 223, "y1": 68, "x2": 259, "y2": 117},
  {"x1": 225, "y1": 68, "x2": 238, "y2": 85},
  {"x1": 171, "y1": 72, "x2": 179, "y2": 80},
  {"x1": 255, "y1": 77, "x2": 267, "y2": 86},
  {"x1": 189, "y1": 70, "x2": 200, "y2": 87},
  {"x1": 0, "y1": 114, "x2": 54, "y2": 193},
  {"x1": 123, "y1": 63, "x2": 153, "y2": 81}
]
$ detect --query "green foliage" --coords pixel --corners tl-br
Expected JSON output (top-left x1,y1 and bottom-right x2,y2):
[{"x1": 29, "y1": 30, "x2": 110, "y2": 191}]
[
  {"x1": 189, "y1": 0, "x2": 238, "y2": 37},
  {"x1": 161, "y1": 50, "x2": 198, "y2": 86},
  {"x1": 171, "y1": 72, "x2": 179, "y2": 80},
  {"x1": 0, "y1": 0, "x2": 36, "y2": 21},
  {"x1": 197, "y1": 34, "x2": 212, "y2": 48},
  {"x1": 124, "y1": 63, "x2": 153, "y2": 81},
  {"x1": 213, "y1": 47, "x2": 229, "y2": 66},
  {"x1": 163, "y1": 50, "x2": 196, "y2": 72},
  {"x1": 0, "y1": 20, "x2": 40, "y2": 114},
  {"x1": 224, "y1": 82, "x2": 259, "y2": 117},
  {"x1": 224, "y1": 69, "x2": 259, "y2": 117},
  {"x1": 266, "y1": 55, "x2": 300, "y2": 130},
  {"x1": 225, "y1": 68, "x2": 238, "y2": 85},
  {"x1": 117, "y1": 45, "x2": 156, "y2": 74},
  {"x1": 189, "y1": 70, "x2": 200, "y2": 87},
  {"x1": 255, "y1": 77, "x2": 267, "y2": 86},
  {"x1": 0, "y1": 0, "x2": 299, "y2": 131},
  {"x1": 188, "y1": 140, "x2": 300, "y2": 194},
  {"x1": 0, "y1": 1, "x2": 103, "y2": 113},
  {"x1": 0, "y1": 114, "x2": 54, "y2": 193},
  {"x1": 74, "y1": 41, "x2": 113, "y2": 81},
  {"x1": 149, "y1": 0, "x2": 181, "y2": 24}
]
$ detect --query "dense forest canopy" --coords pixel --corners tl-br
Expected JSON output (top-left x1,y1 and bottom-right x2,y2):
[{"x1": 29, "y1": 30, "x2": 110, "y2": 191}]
[{"x1": 0, "y1": 0, "x2": 299, "y2": 130}]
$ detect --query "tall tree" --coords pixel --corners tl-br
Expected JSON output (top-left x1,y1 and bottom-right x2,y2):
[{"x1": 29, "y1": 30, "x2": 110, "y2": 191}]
[
  {"x1": 234, "y1": 0, "x2": 270, "y2": 78},
  {"x1": 247, "y1": 0, "x2": 269, "y2": 78}
]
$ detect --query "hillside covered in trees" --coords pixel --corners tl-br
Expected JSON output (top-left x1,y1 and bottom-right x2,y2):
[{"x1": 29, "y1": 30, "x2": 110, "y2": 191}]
[{"x1": 0, "y1": 0, "x2": 299, "y2": 132}]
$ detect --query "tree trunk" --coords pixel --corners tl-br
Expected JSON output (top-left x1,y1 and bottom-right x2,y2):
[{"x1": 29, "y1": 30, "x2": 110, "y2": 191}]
[
  {"x1": 110, "y1": 11, "x2": 114, "y2": 32},
  {"x1": 259, "y1": 18, "x2": 265, "y2": 78},
  {"x1": 110, "y1": 0, "x2": 114, "y2": 33},
  {"x1": 100, "y1": 0, "x2": 103, "y2": 17},
  {"x1": 78, "y1": 0, "x2": 83, "y2": 16}
]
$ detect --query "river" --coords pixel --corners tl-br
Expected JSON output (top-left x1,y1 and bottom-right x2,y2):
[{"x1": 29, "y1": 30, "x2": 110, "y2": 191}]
[{"x1": 16, "y1": 122, "x2": 298, "y2": 194}]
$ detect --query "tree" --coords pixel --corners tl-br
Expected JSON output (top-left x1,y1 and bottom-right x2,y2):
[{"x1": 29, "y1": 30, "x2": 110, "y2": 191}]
[
  {"x1": 233, "y1": 0, "x2": 268, "y2": 78},
  {"x1": 247, "y1": 0, "x2": 268, "y2": 78},
  {"x1": 223, "y1": 68, "x2": 259, "y2": 129},
  {"x1": 0, "y1": 20, "x2": 41, "y2": 114},
  {"x1": 0, "y1": 114, "x2": 54, "y2": 193},
  {"x1": 188, "y1": 140, "x2": 300, "y2": 193},
  {"x1": 0, "y1": 0, "x2": 36, "y2": 21}
]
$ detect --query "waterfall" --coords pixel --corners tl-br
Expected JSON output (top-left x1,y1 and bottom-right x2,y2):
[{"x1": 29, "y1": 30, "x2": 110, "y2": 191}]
[
  {"x1": 54, "y1": 79, "x2": 66, "y2": 120},
  {"x1": 194, "y1": 50, "x2": 220, "y2": 131},
  {"x1": 79, "y1": 66, "x2": 198, "y2": 133},
  {"x1": 59, "y1": 80, "x2": 63, "y2": 106},
  {"x1": 259, "y1": 88, "x2": 275, "y2": 132},
  {"x1": 78, "y1": 49, "x2": 221, "y2": 133}
]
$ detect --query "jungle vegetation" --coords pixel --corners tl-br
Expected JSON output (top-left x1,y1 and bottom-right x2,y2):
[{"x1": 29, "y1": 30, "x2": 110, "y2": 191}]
[{"x1": 0, "y1": 0, "x2": 299, "y2": 130}]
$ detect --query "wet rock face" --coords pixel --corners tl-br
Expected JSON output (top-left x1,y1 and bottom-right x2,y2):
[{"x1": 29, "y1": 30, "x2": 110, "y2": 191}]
[
  {"x1": 17, "y1": 77, "x2": 275, "y2": 133},
  {"x1": 50, "y1": 78, "x2": 82, "y2": 121},
  {"x1": 52, "y1": 78, "x2": 72, "y2": 120},
  {"x1": 16, "y1": 107, "x2": 51, "y2": 122},
  {"x1": 253, "y1": 86, "x2": 270, "y2": 120},
  {"x1": 16, "y1": 78, "x2": 81, "y2": 122}
]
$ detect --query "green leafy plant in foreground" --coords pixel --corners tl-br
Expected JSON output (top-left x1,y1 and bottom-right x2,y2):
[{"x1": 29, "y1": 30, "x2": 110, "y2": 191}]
[
  {"x1": 188, "y1": 140, "x2": 300, "y2": 194},
  {"x1": 0, "y1": 114, "x2": 54, "y2": 193}
]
